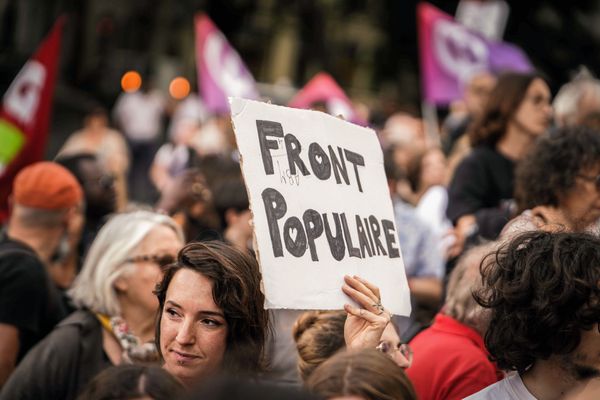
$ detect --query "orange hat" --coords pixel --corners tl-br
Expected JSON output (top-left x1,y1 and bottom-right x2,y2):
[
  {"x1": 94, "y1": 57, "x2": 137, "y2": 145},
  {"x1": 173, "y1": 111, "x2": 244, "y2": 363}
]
[{"x1": 13, "y1": 162, "x2": 83, "y2": 210}]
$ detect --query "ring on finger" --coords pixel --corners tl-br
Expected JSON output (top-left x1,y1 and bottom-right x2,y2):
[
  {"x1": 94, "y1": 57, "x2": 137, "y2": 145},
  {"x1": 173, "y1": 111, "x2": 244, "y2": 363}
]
[{"x1": 372, "y1": 302, "x2": 385, "y2": 315}]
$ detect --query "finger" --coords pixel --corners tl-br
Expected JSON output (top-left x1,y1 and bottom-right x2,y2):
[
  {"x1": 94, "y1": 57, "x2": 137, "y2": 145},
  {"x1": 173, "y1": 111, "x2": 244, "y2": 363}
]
[
  {"x1": 353, "y1": 275, "x2": 381, "y2": 300},
  {"x1": 344, "y1": 275, "x2": 379, "y2": 303},
  {"x1": 344, "y1": 303, "x2": 386, "y2": 324},
  {"x1": 342, "y1": 284, "x2": 380, "y2": 312}
]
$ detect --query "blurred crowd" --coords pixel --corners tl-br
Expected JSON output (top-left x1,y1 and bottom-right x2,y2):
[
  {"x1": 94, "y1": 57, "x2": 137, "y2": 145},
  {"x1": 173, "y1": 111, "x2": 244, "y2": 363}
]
[{"x1": 2, "y1": 67, "x2": 600, "y2": 400}]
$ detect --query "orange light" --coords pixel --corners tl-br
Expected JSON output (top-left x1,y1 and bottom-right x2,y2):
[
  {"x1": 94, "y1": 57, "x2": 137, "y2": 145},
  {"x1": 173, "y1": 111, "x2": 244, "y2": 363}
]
[
  {"x1": 169, "y1": 77, "x2": 191, "y2": 100},
  {"x1": 121, "y1": 71, "x2": 142, "y2": 92}
]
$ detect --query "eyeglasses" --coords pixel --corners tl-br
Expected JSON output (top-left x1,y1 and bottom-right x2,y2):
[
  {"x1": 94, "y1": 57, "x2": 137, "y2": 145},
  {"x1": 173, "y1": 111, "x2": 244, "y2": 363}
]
[
  {"x1": 577, "y1": 174, "x2": 600, "y2": 191},
  {"x1": 124, "y1": 254, "x2": 176, "y2": 270},
  {"x1": 376, "y1": 340, "x2": 413, "y2": 367}
]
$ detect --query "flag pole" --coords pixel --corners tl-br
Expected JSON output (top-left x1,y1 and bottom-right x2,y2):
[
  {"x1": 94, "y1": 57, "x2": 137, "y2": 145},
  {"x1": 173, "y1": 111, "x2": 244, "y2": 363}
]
[{"x1": 421, "y1": 100, "x2": 440, "y2": 147}]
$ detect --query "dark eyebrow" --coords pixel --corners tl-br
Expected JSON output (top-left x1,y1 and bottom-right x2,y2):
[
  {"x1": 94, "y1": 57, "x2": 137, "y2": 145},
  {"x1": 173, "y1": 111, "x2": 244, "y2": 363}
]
[{"x1": 165, "y1": 300, "x2": 225, "y2": 318}]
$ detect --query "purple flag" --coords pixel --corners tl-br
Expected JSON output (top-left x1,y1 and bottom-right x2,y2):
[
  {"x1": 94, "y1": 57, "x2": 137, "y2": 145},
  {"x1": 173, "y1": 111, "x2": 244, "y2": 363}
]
[
  {"x1": 195, "y1": 14, "x2": 259, "y2": 114},
  {"x1": 418, "y1": 2, "x2": 533, "y2": 105}
]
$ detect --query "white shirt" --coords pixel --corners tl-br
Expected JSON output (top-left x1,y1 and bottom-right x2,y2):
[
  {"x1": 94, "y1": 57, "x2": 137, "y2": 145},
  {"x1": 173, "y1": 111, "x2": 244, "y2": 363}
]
[
  {"x1": 465, "y1": 373, "x2": 537, "y2": 400},
  {"x1": 113, "y1": 90, "x2": 165, "y2": 141}
]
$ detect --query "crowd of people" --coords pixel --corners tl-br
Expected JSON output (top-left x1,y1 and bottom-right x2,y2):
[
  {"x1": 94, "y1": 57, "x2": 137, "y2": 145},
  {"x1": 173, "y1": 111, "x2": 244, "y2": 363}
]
[{"x1": 1, "y1": 68, "x2": 600, "y2": 400}]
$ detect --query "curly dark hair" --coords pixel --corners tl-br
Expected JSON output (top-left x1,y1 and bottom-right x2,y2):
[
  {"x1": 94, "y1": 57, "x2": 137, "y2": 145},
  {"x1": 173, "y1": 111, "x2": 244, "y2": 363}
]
[
  {"x1": 474, "y1": 231, "x2": 600, "y2": 374},
  {"x1": 468, "y1": 72, "x2": 541, "y2": 148},
  {"x1": 154, "y1": 241, "x2": 269, "y2": 376},
  {"x1": 515, "y1": 125, "x2": 600, "y2": 212}
]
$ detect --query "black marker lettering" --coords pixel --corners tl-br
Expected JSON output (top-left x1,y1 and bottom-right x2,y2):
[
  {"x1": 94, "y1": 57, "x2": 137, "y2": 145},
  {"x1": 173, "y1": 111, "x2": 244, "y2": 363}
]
[
  {"x1": 382, "y1": 219, "x2": 400, "y2": 258},
  {"x1": 323, "y1": 213, "x2": 346, "y2": 261},
  {"x1": 369, "y1": 215, "x2": 387, "y2": 256},
  {"x1": 308, "y1": 142, "x2": 331, "y2": 180},
  {"x1": 328, "y1": 145, "x2": 350, "y2": 185},
  {"x1": 341, "y1": 213, "x2": 361, "y2": 258},
  {"x1": 283, "y1": 217, "x2": 307, "y2": 257},
  {"x1": 356, "y1": 215, "x2": 373, "y2": 258},
  {"x1": 256, "y1": 120, "x2": 283, "y2": 175},
  {"x1": 344, "y1": 149, "x2": 365, "y2": 192},
  {"x1": 303, "y1": 209, "x2": 324, "y2": 261},
  {"x1": 284, "y1": 133, "x2": 310, "y2": 176},
  {"x1": 262, "y1": 188, "x2": 287, "y2": 257}
]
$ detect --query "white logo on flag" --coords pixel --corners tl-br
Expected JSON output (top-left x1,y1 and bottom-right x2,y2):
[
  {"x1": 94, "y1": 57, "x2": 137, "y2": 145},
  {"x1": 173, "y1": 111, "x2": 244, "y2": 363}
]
[
  {"x1": 204, "y1": 32, "x2": 255, "y2": 98},
  {"x1": 433, "y1": 20, "x2": 488, "y2": 83},
  {"x1": 3, "y1": 60, "x2": 46, "y2": 127}
]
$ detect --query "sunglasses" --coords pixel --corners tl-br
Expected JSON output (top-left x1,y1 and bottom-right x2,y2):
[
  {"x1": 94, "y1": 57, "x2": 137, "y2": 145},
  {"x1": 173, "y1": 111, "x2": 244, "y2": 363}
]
[{"x1": 124, "y1": 254, "x2": 176, "y2": 270}]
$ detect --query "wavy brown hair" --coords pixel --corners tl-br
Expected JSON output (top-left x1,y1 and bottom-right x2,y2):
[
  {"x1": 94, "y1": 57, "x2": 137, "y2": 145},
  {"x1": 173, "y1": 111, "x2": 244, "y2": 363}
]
[
  {"x1": 306, "y1": 349, "x2": 416, "y2": 400},
  {"x1": 474, "y1": 231, "x2": 600, "y2": 374},
  {"x1": 154, "y1": 241, "x2": 269, "y2": 375},
  {"x1": 468, "y1": 72, "x2": 541, "y2": 148}
]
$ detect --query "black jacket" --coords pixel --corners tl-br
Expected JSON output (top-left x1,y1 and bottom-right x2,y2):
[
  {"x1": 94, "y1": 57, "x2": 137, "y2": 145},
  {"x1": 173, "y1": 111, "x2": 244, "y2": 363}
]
[{"x1": 0, "y1": 310, "x2": 112, "y2": 400}]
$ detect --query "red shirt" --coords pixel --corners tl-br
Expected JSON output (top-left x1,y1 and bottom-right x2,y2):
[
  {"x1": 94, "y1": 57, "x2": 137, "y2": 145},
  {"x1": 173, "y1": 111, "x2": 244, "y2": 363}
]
[{"x1": 406, "y1": 314, "x2": 501, "y2": 400}]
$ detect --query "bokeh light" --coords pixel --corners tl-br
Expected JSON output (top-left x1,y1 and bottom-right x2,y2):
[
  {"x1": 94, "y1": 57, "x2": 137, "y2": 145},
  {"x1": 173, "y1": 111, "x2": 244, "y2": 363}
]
[
  {"x1": 120, "y1": 70, "x2": 142, "y2": 92},
  {"x1": 169, "y1": 76, "x2": 191, "y2": 99}
]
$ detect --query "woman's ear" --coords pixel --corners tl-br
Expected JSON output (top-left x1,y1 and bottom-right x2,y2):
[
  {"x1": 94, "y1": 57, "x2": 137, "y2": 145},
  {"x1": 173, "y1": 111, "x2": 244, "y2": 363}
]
[{"x1": 113, "y1": 275, "x2": 128, "y2": 293}]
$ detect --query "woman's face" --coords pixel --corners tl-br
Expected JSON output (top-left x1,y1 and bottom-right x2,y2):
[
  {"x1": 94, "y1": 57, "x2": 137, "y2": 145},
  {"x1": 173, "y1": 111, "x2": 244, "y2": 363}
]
[
  {"x1": 116, "y1": 225, "x2": 182, "y2": 317},
  {"x1": 160, "y1": 268, "x2": 228, "y2": 386},
  {"x1": 420, "y1": 148, "x2": 447, "y2": 190},
  {"x1": 512, "y1": 78, "x2": 553, "y2": 137},
  {"x1": 560, "y1": 165, "x2": 600, "y2": 231}
]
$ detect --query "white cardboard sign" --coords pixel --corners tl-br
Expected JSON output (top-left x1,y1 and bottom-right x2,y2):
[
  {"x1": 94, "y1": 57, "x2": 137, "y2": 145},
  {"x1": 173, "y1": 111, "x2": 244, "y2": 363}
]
[{"x1": 230, "y1": 98, "x2": 411, "y2": 316}]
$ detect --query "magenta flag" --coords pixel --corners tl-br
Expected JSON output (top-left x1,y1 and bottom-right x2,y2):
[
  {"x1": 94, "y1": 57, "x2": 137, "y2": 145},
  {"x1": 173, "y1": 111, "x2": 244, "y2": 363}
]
[
  {"x1": 418, "y1": 2, "x2": 532, "y2": 105},
  {"x1": 195, "y1": 14, "x2": 258, "y2": 114},
  {"x1": 288, "y1": 72, "x2": 366, "y2": 125}
]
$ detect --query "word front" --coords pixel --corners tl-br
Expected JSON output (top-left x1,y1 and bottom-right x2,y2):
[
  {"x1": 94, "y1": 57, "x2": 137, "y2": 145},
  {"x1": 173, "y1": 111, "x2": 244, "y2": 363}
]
[
  {"x1": 257, "y1": 120, "x2": 367, "y2": 192},
  {"x1": 262, "y1": 187, "x2": 401, "y2": 261}
]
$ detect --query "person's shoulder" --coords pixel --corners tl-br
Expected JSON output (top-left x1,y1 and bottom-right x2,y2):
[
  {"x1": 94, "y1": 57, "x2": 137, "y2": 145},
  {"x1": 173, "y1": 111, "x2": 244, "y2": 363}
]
[
  {"x1": 0, "y1": 241, "x2": 45, "y2": 282},
  {"x1": 463, "y1": 145, "x2": 497, "y2": 162},
  {"x1": 463, "y1": 379, "x2": 505, "y2": 399},
  {"x1": 32, "y1": 310, "x2": 99, "y2": 353}
]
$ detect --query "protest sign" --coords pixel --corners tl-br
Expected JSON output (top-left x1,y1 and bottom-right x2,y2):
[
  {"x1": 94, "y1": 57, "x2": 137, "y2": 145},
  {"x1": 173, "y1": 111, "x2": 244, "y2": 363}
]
[
  {"x1": 195, "y1": 14, "x2": 259, "y2": 114},
  {"x1": 418, "y1": 2, "x2": 532, "y2": 105},
  {"x1": 230, "y1": 98, "x2": 411, "y2": 316},
  {"x1": 0, "y1": 17, "x2": 64, "y2": 223}
]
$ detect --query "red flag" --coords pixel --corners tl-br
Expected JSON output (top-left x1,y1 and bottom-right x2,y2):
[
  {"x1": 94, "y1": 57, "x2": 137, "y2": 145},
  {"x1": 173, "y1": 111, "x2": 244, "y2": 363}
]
[
  {"x1": 0, "y1": 17, "x2": 64, "y2": 223},
  {"x1": 288, "y1": 72, "x2": 365, "y2": 125}
]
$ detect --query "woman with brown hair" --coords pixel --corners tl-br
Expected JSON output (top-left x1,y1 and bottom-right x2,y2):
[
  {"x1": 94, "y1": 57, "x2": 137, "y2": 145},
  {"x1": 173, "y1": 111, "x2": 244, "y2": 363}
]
[
  {"x1": 447, "y1": 72, "x2": 553, "y2": 255},
  {"x1": 153, "y1": 240, "x2": 268, "y2": 387},
  {"x1": 306, "y1": 349, "x2": 417, "y2": 400}
]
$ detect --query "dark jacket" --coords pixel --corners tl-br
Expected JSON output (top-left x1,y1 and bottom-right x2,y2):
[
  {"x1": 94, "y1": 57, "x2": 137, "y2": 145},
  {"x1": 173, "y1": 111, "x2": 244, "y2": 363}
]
[{"x1": 0, "y1": 310, "x2": 112, "y2": 400}]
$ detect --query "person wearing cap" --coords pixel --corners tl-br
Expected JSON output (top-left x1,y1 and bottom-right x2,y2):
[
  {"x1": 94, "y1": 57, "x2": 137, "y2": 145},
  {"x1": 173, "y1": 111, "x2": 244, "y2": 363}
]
[{"x1": 0, "y1": 161, "x2": 84, "y2": 388}]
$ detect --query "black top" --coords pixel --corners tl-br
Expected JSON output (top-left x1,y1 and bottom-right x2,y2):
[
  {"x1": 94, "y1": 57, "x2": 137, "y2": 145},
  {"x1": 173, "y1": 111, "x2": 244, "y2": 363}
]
[
  {"x1": 447, "y1": 145, "x2": 515, "y2": 240},
  {"x1": 0, "y1": 310, "x2": 112, "y2": 400},
  {"x1": 0, "y1": 233, "x2": 67, "y2": 361}
]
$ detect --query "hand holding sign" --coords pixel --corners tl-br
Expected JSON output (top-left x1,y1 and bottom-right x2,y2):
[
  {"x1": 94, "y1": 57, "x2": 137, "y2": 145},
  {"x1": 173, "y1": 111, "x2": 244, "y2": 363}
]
[{"x1": 342, "y1": 275, "x2": 391, "y2": 350}]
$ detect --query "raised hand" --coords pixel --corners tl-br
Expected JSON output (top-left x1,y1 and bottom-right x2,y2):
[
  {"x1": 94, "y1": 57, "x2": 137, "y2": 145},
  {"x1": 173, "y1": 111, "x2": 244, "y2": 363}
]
[{"x1": 342, "y1": 275, "x2": 391, "y2": 350}]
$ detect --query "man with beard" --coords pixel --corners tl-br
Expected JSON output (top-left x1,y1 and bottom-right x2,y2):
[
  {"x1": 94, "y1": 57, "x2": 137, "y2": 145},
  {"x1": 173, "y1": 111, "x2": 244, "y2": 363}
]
[
  {"x1": 0, "y1": 162, "x2": 83, "y2": 388},
  {"x1": 467, "y1": 231, "x2": 600, "y2": 399}
]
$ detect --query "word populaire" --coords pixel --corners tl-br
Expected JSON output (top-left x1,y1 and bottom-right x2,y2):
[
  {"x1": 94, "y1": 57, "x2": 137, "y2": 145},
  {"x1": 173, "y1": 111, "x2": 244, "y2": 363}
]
[
  {"x1": 256, "y1": 120, "x2": 367, "y2": 192},
  {"x1": 262, "y1": 187, "x2": 401, "y2": 262}
]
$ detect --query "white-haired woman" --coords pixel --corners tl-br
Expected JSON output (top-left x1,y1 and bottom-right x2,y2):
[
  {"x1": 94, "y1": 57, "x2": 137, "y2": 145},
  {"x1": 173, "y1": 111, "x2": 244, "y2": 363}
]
[{"x1": 0, "y1": 211, "x2": 184, "y2": 400}]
